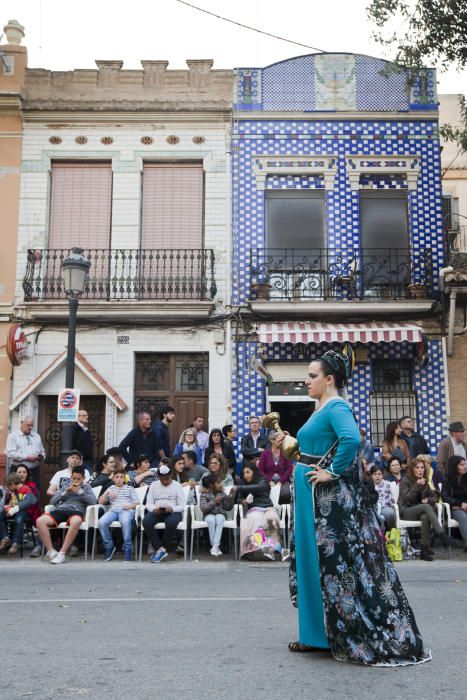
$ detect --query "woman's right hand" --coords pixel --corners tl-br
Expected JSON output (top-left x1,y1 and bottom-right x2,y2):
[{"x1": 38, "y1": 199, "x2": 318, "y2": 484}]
[{"x1": 416, "y1": 478, "x2": 426, "y2": 485}]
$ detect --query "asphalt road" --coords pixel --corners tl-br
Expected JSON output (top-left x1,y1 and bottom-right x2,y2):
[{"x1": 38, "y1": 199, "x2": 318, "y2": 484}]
[{"x1": 0, "y1": 553, "x2": 466, "y2": 700}]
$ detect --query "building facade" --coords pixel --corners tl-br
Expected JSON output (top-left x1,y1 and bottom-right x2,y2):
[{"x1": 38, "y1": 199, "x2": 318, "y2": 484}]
[
  {"x1": 231, "y1": 53, "x2": 447, "y2": 453},
  {"x1": 0, "y1": 24, "x2": 27, "y2": 482},
  {"x1": 8, "y1": 43, "x2": 234, "y2": 483},
  {"x1": 439, "y1": 93, "x2": 467, "y2": 428}
]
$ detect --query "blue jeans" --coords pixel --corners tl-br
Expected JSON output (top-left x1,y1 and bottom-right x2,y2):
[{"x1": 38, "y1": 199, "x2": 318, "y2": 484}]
[
  {"x1": 205, "y1": 514, "x2": 225, "y2": 547},
  {"x1": 0, "y1": 510, "x2": 27, "y2": 545},
  {"x1": 99, "y1": 509, "x2": 135, "y2": 556}
]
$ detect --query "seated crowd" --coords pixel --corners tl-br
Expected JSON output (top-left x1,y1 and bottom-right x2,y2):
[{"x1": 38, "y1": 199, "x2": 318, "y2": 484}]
[{"x1": 1, "y1": 412, "x2": 466, "y2": 563}]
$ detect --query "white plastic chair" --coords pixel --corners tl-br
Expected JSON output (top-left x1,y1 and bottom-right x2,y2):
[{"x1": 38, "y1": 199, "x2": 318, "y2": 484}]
[
  {"x1": 441, "y1": 502, "x2": 461, "y2": 559},
  {"x1": 138, "y1": 487, "x2": 190, "y2": 561},
  {"x1": 93, "y1": 485, "x2": 148, "y2": 560},
  {"x1": 189, "y1": 485, "x2": 238, "y2": 560},
  {"x1": 43, "y1": 485, "x2": 101, "y2": 560},
  {"x1": 268, "y1": 484, "x2": 288, "y2": 547}
]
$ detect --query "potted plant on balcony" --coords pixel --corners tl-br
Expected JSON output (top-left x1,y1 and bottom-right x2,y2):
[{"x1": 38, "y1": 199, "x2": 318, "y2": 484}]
[
  {"x1": 251, "y1": 275, "x2": 272, "y2": 300},
  {"x1": 407, "y1": 282, "x2": 427, "y2": 298}
]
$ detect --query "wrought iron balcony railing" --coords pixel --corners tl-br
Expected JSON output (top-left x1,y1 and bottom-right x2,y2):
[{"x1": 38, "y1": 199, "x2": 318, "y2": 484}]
[
  {"x1": 23, "y1": 248, "x2": 217, "y2": 302},
  {"x1": 249, "y1": 248, "x2": 434, "y2": 302}
]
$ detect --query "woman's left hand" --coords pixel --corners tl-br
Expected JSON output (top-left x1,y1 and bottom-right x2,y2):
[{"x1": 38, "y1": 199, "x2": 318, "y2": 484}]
[{"x1": 307, "y1": 466, "x2": 333, "y2": 485}]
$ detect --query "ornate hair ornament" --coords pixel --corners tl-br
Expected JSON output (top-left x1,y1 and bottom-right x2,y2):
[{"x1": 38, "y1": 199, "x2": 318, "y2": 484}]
[{"x1": 321, "y1": 343, "x2": 354, "y2": 386}]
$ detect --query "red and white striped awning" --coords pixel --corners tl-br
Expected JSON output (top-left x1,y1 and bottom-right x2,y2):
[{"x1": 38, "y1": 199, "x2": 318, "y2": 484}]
[{"x1": 257, "y1": 322, "x2": 423, "y2": 345}]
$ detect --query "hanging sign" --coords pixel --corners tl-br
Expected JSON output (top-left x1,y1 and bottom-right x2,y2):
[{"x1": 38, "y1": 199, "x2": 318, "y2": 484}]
[
  {"x1": 57, "y1": 388, "x2": 80, "y2": 422},
  {"x1": 6, "y1": 325, "x2": 28, "y2": 366}
]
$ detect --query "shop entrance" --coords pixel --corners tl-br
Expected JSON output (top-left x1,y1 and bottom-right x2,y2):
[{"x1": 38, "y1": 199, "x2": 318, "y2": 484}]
[{"x1": 268, "y1": 400, "x2": 315, "y2": 438}]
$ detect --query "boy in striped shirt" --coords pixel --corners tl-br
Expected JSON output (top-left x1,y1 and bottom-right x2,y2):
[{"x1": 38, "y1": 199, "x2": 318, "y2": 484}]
[{"x1": 98, "y1": 466, "x2": 139, "y2": 561}]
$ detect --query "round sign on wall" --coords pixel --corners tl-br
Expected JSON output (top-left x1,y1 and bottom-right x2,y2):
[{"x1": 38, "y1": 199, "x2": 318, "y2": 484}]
[{"x1": 6, "y1": 325, "x2": 28, "y2": 366}]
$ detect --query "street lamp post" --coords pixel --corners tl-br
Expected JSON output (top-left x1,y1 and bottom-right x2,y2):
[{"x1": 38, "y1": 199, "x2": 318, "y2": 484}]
[{"x1": 60, "y1": 247, "x2": 91, "y2": 466}]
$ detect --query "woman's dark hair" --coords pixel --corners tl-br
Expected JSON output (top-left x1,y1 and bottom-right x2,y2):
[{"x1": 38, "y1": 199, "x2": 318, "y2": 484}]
[
  {"x1": 106, "y1": 447, "x2": 123, "y2": 459},
  {"x1": 208, "y1": 429, "x2": 224, "y2": 449},
  {"x1": 240, "y1": 463, "x2": 261, "y2": 484},
  {"x1": 385, "y1": 421, "x2": 400, "y2": 443},
  {"x1": 446, "y1": 455, "x2": 465, "y2": 486},
  {"x1": 13, "y1": 463, "x2": 32, "y2": 481},
  {"x1": 171, "y1": 454, "x2": 185, "y2": 468},
  {"x1": 135, "y1": 454, "x2": 150, "y2": 468},
  {"x1": 203, "y1": 472, "x2": 222, "y2": 489},
  {"x1": 171, "y1": 456, "x2": 188, "y2": 483},
  {"x1": 370, "y1": 464, "x2": 383, "y2": 475},
  {"x1": 319, "y1": 346, "x2": 353, "y2": 390},
  {"x1": 207, "y1": 453, "x2": 228, "y2": 480},
  {"x1": 96, "y1": 454, "x2": 112, "y2": 473}
]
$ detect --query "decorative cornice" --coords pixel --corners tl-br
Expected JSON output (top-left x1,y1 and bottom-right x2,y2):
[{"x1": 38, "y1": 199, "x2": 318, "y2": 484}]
[
  {"x1": 252, "y1": 155, "x2": 337, "y2": 191},
  {"x1": 21, "y1": 109, "x2": 232, "y2": 124},
  {"x1": 346, "y1": 155, "x2": 421, "y2": 191}
]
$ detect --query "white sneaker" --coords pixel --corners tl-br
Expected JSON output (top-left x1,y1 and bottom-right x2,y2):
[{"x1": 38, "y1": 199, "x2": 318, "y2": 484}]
[
  {"x1": 50, "y1": 552, "x2": 66, "y2": 565},
  {"x1": 210, "y1": 546, "x2": 217, "y2": 557},
  {"x1": 46, "y1": 549, "x2": 58, "y2": 562},
  {"x1": 215, "y1": 546, "x2": 222, "y2": 556}
]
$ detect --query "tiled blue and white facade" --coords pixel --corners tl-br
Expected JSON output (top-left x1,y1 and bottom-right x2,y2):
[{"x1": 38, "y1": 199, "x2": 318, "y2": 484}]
[{"x1": 231, "y1": 53, "x2": 446, "y2": 454}]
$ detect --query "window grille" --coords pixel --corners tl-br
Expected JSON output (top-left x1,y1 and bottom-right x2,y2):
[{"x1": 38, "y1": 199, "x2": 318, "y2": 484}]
[{"x1": 370, "y1": 359, "x2": 416, "y2": 445}]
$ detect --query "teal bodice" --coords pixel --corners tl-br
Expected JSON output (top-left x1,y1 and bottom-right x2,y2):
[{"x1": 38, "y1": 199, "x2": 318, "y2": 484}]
[{"x1": 297, "y1": 397, "x2": 360, "y2": 475}]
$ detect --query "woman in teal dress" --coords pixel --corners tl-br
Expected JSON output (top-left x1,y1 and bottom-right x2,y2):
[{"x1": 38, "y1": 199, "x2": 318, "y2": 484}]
[{"x1": 285, "y1": 347, "x2": 431, "y2": 666}]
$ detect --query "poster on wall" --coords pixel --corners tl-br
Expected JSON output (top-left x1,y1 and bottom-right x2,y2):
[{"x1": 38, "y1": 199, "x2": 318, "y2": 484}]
[{"x1": 57, "y1": 388, "x2": 80, "y2": 422}]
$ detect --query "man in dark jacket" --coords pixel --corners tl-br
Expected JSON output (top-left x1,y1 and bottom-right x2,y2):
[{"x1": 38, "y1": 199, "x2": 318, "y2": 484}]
[
  {"x1": 241, "y1": 416, "x2": 269, "y2": 466},
  {"x1": 399, "y1": 415, "x2": 430, "y2": 458},
  {"x1": 152, "y1": 404, "x2": 174, "y2": 465},
  {"x1": 119, "y1": 412, "x2": 159, "y2": 468},
  {"x1": 72, "y1": 410, "x2": 94, "y2": 470}
]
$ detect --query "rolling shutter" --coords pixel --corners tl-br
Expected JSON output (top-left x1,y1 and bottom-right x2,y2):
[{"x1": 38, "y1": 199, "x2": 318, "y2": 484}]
[
  {"x1": 266, "y1": 190, "x2": 325, "y2": 251},
  {"x1": 48, "y1": 162, "x2": 112, "y2": 249},
  {"x1": 141, "y1": 163, "x2": 204, "y2": 249}
]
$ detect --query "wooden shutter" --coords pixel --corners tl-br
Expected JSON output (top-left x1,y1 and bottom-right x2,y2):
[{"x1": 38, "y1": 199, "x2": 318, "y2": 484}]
[
  {"x1": 141, "y1": 163, "x2": 203, "y2": 249},
  {"x1": 360, "y1": 191, "x2": 409, "y2": 251},
  {"x1": 48, "y1": 162, "x2": 112, "y2": 249},
  {"x1": 266, "y1": 190, "x2": 325, "y2": 251}
]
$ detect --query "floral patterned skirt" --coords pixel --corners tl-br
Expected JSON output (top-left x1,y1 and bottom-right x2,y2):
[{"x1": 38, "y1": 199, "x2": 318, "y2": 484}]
[{"x1": 290, "y1": 461, "x2": 432, "y2": 666}]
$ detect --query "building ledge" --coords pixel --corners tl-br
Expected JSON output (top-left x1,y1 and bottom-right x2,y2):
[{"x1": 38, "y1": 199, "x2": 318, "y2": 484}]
[
  {"x1": 250, "y1": 300, "x2": 435, "y2": 317},
  {"x1": 16, "y1": 300, "x2": 215, "y2": 322}
]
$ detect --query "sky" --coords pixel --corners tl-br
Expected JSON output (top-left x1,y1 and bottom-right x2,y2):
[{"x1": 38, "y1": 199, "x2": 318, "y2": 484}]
[{"x1": 2, "y1": 0, "x2": 466, "y2": 94}]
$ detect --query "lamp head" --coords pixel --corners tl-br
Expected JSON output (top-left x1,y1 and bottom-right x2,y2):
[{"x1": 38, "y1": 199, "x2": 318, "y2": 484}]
[{"x1": 62, "y1": 247, "x2": 91, "y2": 298}]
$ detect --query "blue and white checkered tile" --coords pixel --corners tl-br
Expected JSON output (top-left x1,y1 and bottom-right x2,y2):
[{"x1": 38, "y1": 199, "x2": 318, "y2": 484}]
[
  {"x1": 359, "y1": 174, "x2": 407, "y2": 189},
  {"x1": 266, "y1": 175, "x2": 324, "y2": 189},
  {"x1": 232, "y1": 341, "x2": 265, "y2": 454},
  {"x1": 232, "y1": 340, "x2": 447, "y2": 455}
]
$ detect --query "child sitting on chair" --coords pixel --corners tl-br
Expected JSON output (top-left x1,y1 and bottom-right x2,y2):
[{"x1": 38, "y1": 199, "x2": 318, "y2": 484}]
[{"x1": 98, "y1": 466, "x2": 139, "y2": 561}]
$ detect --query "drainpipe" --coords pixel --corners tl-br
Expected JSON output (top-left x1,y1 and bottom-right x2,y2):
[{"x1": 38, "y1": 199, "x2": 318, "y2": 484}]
[
  {"x1": 447, "y1": 288, "x2": 457, "y2": 356},
  {"x1": 439, "y1": 266, "x2": 453, "y2": 338},
  {"x1": 225, "y1": 119, "x2": 233, "y2": 421}
]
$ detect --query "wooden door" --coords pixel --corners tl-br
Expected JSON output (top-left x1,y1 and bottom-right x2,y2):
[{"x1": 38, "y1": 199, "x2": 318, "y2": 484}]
[
  {"x1": 38, "y1": 394, "x2": 105, "y2": 507},
  {"x1": 134, "y1": 353, "x2": 209, "y2": 450}
]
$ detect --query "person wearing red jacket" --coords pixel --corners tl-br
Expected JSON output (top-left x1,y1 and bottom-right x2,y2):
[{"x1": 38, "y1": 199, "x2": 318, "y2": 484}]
[{"x1": 0, "y1": 472, "x2": 38, "y2": 556}]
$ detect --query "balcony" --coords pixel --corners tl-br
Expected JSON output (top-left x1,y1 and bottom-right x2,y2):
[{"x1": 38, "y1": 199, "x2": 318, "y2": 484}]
[
  {"x1": 249, "y1": 248, "x2": 435, "y2": 317},
  {"x1": 21, "y1": 248, "x2": 217, "y2": 321}
]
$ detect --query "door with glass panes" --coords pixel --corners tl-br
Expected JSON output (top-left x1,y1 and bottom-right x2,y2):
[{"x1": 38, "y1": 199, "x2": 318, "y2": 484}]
[{"x1": 134, "y1": 353, "x2": 209, "y2": 449}]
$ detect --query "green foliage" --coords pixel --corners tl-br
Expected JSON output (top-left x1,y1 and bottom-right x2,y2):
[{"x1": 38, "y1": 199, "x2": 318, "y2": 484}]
[
  {"x1": 439, "y1": 95, "x2": 467, "y2": 157},
  {"x1": 367, "y1": 1, "x2": 467, "y2": 153},
  {"x1": 367, "y1": 0, "x2": 467, "y2": 71}
]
